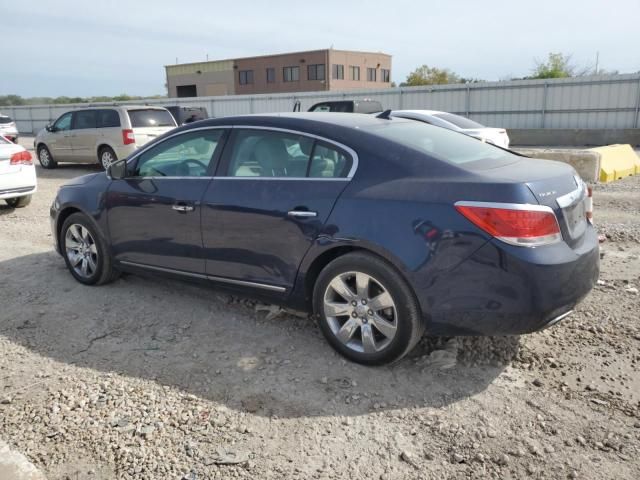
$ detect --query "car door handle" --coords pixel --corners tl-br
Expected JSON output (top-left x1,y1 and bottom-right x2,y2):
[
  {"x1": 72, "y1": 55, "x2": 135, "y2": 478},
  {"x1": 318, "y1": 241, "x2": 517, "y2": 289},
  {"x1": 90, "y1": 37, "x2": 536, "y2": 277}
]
[
  {"x1": 172, "y1": 204, "x2": 194, "y2": 212},
  {"x1": 287, "y1": 210, "x2": 317, "y2": 218}
]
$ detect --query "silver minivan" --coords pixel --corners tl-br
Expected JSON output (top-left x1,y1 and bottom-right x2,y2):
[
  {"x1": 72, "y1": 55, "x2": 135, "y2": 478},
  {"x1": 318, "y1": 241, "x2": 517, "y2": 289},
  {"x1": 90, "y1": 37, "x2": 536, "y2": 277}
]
[{"x1": 34, "y1": 106, "x2": 177, "y2": 169}]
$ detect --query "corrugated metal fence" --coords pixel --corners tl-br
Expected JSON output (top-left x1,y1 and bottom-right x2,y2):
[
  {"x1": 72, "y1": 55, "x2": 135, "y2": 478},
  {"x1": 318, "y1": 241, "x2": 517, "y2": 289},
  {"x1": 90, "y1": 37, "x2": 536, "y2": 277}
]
[{"x1": 3, "y1": 73, "x2": 640, "y2": 134}]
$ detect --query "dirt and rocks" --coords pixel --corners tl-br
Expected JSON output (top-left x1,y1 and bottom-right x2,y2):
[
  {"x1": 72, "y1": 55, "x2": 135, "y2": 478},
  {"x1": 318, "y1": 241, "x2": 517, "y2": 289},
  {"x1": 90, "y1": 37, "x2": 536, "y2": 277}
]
[{"x1": 1, "y1": 143, "x2": 639, "y2": 479}]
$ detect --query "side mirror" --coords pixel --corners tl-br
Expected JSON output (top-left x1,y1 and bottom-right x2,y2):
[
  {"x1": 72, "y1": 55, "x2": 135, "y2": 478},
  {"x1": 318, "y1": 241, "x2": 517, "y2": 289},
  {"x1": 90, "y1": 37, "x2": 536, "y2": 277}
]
[
  {"x1": 108, "y1": 160, "x2": 127, "y2": 180},
  {"x1": 45, "y1": 124, "x2": 53, "y2": 132}
]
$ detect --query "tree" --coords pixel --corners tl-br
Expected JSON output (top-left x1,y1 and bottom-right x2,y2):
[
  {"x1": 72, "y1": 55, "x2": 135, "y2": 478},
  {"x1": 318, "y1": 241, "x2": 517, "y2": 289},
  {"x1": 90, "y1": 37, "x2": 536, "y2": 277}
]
[
  {"x1": 401, "y1": 65, "x2": 461, "y2": 86},
  {"x1": 530, "y1": 53, "x2": 577, "y2": 79}
]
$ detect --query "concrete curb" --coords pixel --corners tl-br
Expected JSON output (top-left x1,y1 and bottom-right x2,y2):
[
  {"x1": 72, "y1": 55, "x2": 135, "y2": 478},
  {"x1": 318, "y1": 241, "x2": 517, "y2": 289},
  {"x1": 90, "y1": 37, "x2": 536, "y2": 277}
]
[
  {"x1": 513, "y1": 148, "x2": 601, "y2": 182},
  {"x1": 0, "y1": 440, "x2": 46, "y2": 480}
]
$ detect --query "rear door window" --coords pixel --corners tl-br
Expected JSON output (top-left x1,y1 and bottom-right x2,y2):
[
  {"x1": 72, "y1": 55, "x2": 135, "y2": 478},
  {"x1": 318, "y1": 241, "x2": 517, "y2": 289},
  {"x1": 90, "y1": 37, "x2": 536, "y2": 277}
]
[
  {"x1": 127, "y1": 109, "x2": 176, "y2": 128},
  {"x1": 225, "y1": 129, "x2": 313, "y2": 178},
  {"x1": 97, "y1": 109, "x2": 121, "y2": 128},
  {"x1": 309, "y1": 143, "x2": 353, "y2": 178},
  {"x1": 73, "y1": 110, "x2": 97, "y2": 129}
]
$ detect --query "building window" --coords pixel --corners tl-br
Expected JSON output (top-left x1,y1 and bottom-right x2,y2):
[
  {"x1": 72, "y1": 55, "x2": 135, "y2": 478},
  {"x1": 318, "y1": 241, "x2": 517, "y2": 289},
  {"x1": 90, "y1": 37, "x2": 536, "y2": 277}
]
[
  {"x1": 367, "y1": 68, "x2": 377, "y2": 82},
  {"x1": 283, "y1": 66, "x2": 300, "y2": 82},
  {"x1": 308, "y1": 64, "x2": 325, "y2": 81},
  {"x1": 381, "y1": 69, "x2": 390, "y2": 83},
  {"x1": 332, "y1": 64, "x2": 344, "y2": 80},
  {"x1": 239, "y1": 70, "x2": 253, "y2": 85},
  {"x1": 266, "y1": 67, "x2": 276, "y2": 83},
  {"x1": 349, "y1": 66, "x2": 360, "y2": 81}
]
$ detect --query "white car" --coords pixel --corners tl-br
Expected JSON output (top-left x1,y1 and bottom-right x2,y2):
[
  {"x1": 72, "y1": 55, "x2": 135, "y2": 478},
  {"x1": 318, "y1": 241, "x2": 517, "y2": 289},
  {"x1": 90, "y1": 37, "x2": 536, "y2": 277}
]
[
  {"x1": 0, "y1": 114, "x2": 19, "y2": 143},
  {"x1": 0, "y1": 136, "x2": 36, "y2": 208},
  {"x1": 390, "y1": 110, "x2": 510, "y2": 148}
]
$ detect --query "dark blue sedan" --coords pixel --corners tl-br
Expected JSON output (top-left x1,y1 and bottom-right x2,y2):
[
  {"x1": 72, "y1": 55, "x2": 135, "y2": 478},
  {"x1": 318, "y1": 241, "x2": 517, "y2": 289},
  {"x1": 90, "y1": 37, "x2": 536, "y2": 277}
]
[{"x1": 50, "y1": 113, "x2": 599, "y2": 365}]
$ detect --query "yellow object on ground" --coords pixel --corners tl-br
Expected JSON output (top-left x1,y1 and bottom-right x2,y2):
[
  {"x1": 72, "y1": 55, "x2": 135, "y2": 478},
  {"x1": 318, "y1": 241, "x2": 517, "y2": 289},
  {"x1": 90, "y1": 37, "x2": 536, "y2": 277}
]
[{"x1": 590, "y1": 144, "x2": 640, "y2": 183}]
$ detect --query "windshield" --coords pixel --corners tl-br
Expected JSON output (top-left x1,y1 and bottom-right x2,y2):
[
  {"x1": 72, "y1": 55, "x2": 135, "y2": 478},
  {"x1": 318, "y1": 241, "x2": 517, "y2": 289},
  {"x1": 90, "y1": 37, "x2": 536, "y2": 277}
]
[
  {"x1": 433, "y1": 113, "x2": 484, "y2": 129},
  {"x1": 0, "y1": 136, "x2": 10, "y2": 144},
  {"x1": 127, "y1": 109, "x2": 176, "y2": 128},
  {"x1": 0, "y1": 116, "x2": 13, "y2": 124},
  {"x1": 363, "y1": 120, "x2": 514, "y2": 165}
]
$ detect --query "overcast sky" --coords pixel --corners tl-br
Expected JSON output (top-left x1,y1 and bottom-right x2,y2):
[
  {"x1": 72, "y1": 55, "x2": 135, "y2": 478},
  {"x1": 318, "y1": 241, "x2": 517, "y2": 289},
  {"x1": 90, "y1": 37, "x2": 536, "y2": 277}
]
[{"x1": 2, "y1": 0, "x2": 639, "y2": 97}]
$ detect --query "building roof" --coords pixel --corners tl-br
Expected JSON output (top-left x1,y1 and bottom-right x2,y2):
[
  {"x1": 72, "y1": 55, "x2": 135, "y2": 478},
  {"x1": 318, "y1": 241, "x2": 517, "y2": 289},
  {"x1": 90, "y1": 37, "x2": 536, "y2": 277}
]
[{"x1": 164, "y1": 48, "x2": 391, "y2": 69}]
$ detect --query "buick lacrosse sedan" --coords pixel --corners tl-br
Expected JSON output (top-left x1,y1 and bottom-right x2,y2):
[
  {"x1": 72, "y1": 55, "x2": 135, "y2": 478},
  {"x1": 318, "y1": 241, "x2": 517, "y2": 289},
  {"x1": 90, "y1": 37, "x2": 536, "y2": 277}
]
[{"x1": 50, "y1": 113, "x2": 599, "y2": 365}]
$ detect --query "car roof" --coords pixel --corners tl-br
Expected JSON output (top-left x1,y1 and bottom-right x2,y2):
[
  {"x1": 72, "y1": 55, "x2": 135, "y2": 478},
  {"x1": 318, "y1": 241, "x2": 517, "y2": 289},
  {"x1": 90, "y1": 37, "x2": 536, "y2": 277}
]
[
  {"x1": 200, "y1": 112, "x2": 413, "y2": 129},
  {"x1": 392, "y1": 109, "x2": 446, "y2": 116}
]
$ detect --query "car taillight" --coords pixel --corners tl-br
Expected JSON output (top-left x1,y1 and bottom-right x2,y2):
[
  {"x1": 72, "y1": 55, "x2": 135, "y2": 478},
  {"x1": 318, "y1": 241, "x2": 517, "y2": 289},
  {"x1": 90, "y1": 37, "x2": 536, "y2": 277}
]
[
  {"x1": 455, "y1": 201, "x2": 562, "y2": 247},
  {"x1": 585, "y1": 186, "x2": 593, "y2": 224},
  {"x1": 10, "y1": 150, "x2": 32, "y2": 165},
  {"x1": 122, "y1": 129, "x2": 135, "y2": 145}
]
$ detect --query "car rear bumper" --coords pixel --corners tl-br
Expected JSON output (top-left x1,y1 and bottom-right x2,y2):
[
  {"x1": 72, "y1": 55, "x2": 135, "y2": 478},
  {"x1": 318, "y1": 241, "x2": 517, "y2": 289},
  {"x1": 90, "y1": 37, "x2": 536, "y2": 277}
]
[
  {"x1": 422, "y1": 226, "x2": 600, "y2": 336},
  {"x1": 0, "y1": 167, "x2": 37, "y2": 200}
]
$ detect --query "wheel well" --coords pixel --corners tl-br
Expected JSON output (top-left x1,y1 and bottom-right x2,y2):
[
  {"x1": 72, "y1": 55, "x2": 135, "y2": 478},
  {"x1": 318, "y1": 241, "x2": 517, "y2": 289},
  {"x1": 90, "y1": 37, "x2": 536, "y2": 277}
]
[
  {"x1": 97, "y1": 144, "x2": 113, "y2": 157},
  {"x1": 56, "y1": 207, "x2": 81, "y2": 244},
  {"x1": 36, "y1": 142, "x2": 47, "y2": 152}
]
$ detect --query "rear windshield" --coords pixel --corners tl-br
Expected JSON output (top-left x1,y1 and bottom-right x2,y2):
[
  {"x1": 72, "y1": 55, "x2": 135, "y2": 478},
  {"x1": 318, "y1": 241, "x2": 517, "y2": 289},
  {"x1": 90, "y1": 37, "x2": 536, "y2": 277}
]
[
  {"x1": 363, "y1": 120, "x2": 514, "y2": 165},
  {"x1": 0, "y1": 136, "x2": 9, "y2": 144},
  {"x1": 433, "y1": 113, "x2": 484, "y2": 129},
  {"x1": 0, "y1": 116, "x2": 13, "y2": 124},
  {"x1": 127, "y1": 109, "x2": 176, "y2": 128}
]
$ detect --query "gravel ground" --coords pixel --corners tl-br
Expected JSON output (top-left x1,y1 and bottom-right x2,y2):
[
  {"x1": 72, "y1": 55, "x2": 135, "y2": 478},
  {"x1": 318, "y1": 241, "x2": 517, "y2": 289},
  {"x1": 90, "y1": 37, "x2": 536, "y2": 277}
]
[{"x1": 1, "y1": 141, "x2": 639, "y2": 479}]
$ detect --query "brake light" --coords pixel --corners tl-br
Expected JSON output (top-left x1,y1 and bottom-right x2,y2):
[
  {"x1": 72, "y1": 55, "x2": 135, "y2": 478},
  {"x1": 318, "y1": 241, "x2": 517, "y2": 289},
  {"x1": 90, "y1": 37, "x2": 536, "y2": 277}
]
[
  {"x1": 455, "y1": 202, "x2": 562, "y2": 247},
  {"x1": 122, "y1": 129, "x2": 135, "y2": 145},
  {"x1": 10, "y1": 150, "x2": 32, "y2": 165},
  {"x1": 585, "y1": 186, "x2": 593, "y2": 224}
]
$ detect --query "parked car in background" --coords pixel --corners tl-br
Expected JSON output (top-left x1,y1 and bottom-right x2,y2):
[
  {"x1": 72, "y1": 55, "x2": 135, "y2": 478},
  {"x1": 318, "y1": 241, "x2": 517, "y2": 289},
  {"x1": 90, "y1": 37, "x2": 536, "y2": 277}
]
[
  {"x1": 0, "y1": 114, "x2": 19, "y2": 143},
  {"x1": 164, "y1": 106, "x2": 209, "y2": 125},
  {"x1": 0, "y1": 135, "x2": 36, "y2": 207},
  {"x1": 35, "y1": 106, "x2": 177, "y2": 170},
  {"x1": 300, "y1": 99, "x2": 383, "y2": 114},
  {"x1": 50, "y1": 113, "x2": 598, "y2": 365},
  {"x1": 391, "y1": 110, "x2": 510, "y2": 148}
]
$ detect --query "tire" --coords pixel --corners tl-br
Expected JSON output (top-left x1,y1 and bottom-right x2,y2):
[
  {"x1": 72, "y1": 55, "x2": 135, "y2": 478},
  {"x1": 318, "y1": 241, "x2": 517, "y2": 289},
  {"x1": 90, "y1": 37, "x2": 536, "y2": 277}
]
[
  {"x1": 313, "y1": 252, "x2": 424, "y2": 365},
  {"x1": 37, "y1": 145, "x2": 57, "y2": 169},
  {"x1": 60, "y1": 212, "x2": 118, "y2": 285},
  {"x1": 98, "y1": 146, "x2": 117, "y2": 171},
  {"x1": 5, "y1": 195, "x2": 32, "y2": 208}
]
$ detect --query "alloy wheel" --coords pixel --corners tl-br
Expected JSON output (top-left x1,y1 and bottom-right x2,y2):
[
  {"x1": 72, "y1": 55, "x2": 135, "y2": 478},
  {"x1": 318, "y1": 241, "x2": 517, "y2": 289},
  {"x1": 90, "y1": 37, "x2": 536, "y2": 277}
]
[
  {"x1": 101, "y1": 150, "x2": 115, "y2": 169},
  {"x1": 65, "y1": 224, "x2": 98, "y2": 279},
  {"x1": 39, "y1": 148, "x2": 50, "y2": 166},
  {"x1": 323, "y1": 271, "x2": 398, "y2": 353}
]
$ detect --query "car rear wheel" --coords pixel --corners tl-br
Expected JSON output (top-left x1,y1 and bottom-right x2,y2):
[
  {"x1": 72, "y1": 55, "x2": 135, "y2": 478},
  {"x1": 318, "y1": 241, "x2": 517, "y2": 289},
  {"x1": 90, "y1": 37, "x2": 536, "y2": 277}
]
[
  {"x1": 5, "y1": 195, "x2": 31, "y2": 208},
  {"x1": 313, "y1": 252, "x2": 424, "y2": 365},
  {"x1": 60, "y1": 213, "x2": 118, "y2": 285},
  {"x1": 98, "y1": 147, "x2": 117, "y2": 170},
  {"x1": 37, "y1": 145, "x2": 57, "y2": 169}
]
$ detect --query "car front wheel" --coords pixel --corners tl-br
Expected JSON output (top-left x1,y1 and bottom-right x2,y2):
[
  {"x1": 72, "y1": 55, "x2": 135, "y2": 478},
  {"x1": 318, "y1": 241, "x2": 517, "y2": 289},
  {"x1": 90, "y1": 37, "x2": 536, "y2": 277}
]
[
  {"x1": 313, "y1": 252, "x2": 424, "y2": 365},
  {"x1": 37, "y1": 145, "x2": 57, "y2": 169},
  {"x1": 60, "y1": 213, "x2": 118, "y2": 285}
]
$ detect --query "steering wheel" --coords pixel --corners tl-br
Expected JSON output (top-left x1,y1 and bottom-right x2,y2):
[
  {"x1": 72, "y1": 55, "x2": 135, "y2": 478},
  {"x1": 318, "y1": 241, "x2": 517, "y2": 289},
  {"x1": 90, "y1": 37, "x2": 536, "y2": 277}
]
[{"x1": 178, "y1": 159, "x2": 208, "y2": 176}]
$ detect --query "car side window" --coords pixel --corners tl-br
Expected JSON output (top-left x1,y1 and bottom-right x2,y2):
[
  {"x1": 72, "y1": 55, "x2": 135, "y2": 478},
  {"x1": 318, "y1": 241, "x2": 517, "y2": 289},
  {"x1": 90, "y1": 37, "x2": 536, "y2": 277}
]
[
  {"x1": 73, "y1": 110, "x2": 97, "y2": 130},
  {"x1": 309, "y1": 142, "x2": 353, "y2": 178},
  {"x1": 133, "y1": 130, "x2": 224, "y2": 178},
  {"x1": 97, "y1": 109, "x2": 121, "y2": 128},
  {"x1": 53, "y1": 113, "x2": 72, "y2": 132},
  {"x1": 226, "y1": 129, "x2": 313, "y2": 178}
]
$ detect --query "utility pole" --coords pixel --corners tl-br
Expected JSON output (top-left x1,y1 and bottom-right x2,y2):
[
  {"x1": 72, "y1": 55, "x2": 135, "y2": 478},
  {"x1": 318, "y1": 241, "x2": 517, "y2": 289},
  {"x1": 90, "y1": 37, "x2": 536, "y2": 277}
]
[{"x1": 595, "y1": 51, "x2": 599, "y2": 75}]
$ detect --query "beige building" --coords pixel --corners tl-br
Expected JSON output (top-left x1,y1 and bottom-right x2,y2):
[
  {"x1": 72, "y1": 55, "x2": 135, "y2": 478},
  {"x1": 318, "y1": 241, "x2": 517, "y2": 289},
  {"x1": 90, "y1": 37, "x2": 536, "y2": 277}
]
[{"x1": 165, "y1": 49, "x2": 392, "y2": 97}]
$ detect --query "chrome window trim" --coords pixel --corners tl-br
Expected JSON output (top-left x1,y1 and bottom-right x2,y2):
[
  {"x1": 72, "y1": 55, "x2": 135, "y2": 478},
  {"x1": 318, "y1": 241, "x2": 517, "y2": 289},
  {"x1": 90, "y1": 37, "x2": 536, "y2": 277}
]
[
  {"x1": 118, "y1": 260, "x2": 287, "y2": 292},
  {"x1": 223, "y1": 125, "x2": 359, "y2": 180},
  {"x1": 123, "y1": 124, "x2": 359, "y2": 181}
]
